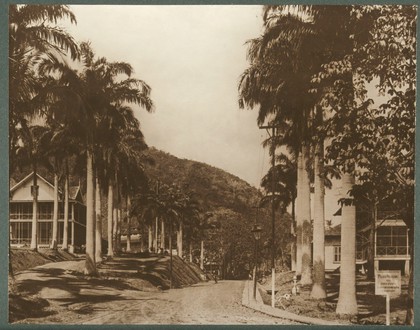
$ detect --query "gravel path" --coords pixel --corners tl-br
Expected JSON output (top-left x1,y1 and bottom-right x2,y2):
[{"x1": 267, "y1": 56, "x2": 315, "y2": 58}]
[
  {"x1": 13, "y1": 260, "x2": 298, "y2": 325},
  {"x1": 81, "y1": 280, "x2": 297, "y2": 325}
]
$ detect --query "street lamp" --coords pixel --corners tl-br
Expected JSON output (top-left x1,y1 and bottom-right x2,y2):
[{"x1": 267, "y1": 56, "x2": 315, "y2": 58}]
[{"x1": 251, "y1": 223, "x2": 262, "y2": 300}]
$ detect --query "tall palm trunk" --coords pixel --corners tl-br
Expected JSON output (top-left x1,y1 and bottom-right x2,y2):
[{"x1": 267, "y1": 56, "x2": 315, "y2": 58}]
[
  {"x1": 336, "y1": 173, "x2": 358, "y2": 316},
  {"x1": 107, "y1": 179, "x2": 114, "y2": 257},
  {"x1": 291, "y1": 198, "x2": 296, "y2": 271},
  {"x1": 300, "y1": 144, "x2": 312, "y2": 285},
  {"x1": 154, "y1": 217, "x2": 158, "y2": 252},
  {"x1": 113, "y1": 176, "x2": 121, "y2": 253},
  {"x1": 113, "y1": 204, "x2": 118, "y2": 253},
  {"x1": 311, "y1": 139, "x2": 326, "y2": 298},
  {"x1": 84, "y1": 149, "x2": 97, "y2": 275},
  {"x1": 30, "y1": 165, "x2": 38, "y2": 251},
  {"x1": 148, "y1": 225, "x2": 153, "y2": 251},
  {"x1": 200, "y1": 240, "x2": 205, "y2": 270},
  {"x1": 295, "y1": 150, "x2": 303, "y2": 274},
  {"x1": 126, "y1": 195, "x2": 132, "y2": 252},
  {"x1": 178, "y1": 220, "x2": 183, "y2": 259},
  {"x1": 189, "y1": 241, "x2": 193, "y2": 262},
  {"x1": 140, "y1": 225, "x2": 145, "y2": 252},
  {"x1": 51, "y1": 160, "x2": 59, "y2": 249},
  {"x1": 160, "y1": 218, "x2": 165, "y2": 250},
  {"x1": 117, "y1": 207, "x2": 122, "y2": 251},
  {"x1": 62, "y1": 161, "x2": 69, "y2": 251},
  {"x1": 95, "y1": 176, "x2": 102, "y2": 262}
]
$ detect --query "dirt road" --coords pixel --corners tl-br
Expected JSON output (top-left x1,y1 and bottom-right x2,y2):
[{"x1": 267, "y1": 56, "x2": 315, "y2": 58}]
[
  {"x1": 80, "y1": 280, "x2": 296, "y2": 325},
  {"x1": 12, "y1": 260, "x2": 297, "y2": 325}
]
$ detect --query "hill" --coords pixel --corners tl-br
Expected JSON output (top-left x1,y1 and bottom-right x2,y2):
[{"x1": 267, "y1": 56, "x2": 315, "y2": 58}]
[
  {"x1": 143, "y1": 148, "x2": 293, "y2": 278},
  {"x1": 143, "y1": 147, "x2": 261, "y2": 213},
  {"x1": 9, "y1": 147, "x2": 293, "y2": 279}
]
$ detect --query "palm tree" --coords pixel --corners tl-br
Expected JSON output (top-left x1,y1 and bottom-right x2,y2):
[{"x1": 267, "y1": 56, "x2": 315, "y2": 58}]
[
  {"x1": 95, "y1": 174, "x2": 102, "y2": 260},
  {"x1": 114, "y1": 115, "x2": 149, "y2": 254},
  {"x1": 336, "y1": 173, "x2": 358, "y2": 316},
  {"x1": 132, "y1": 180, "x2": 163, "y2": 253},
  {"x1": 241, "y1": 4, "x2": 358, "y2": 291},
  {"x1": 260, "y1": 153, "x2": 297, "y2": 269},
  {"x1": 125, "y1": 195, "x2": 132, "y2": 252},
  {"x1": 118, "y1": 138, "x2": 150, "y2": 254},
  {"x1": 196, "y1": 212, "x2": 220, "y2": 270},
  {"x1": 239, "y1": 8, "x2": 318, "y2": 286},
  {"x1": 177, "y1": 193, "x2": 200, "y2": 259},
  {"x1": 14, "y1": 124, "x2": 51, "y2": 250},
  {"x1": 136, "y1": 183, "x2": 184, "y2": 286},
  {"x1": 184, "y1": 211, "x2": 201, "y2": 263},
  {"x1": 30, "y1": 121, "x2": 63, "y2": 250},
  {"x1": 41, "y1": 119, "x2": 78, "y2": 250},
  {"x1": 296, "y1": 144, "x2": 312, "y2": 285},
  {"x1": 49, "y1": 126, "x2": 84, "y2": 253},
  {"x1": 107, "y1": 177, "x2": 114, "y2": 257},
  {"x1": 62, "y1": 158, "x2": 70, "y2": 250},
  {"x1": 72, "y1": 42, "x2": 153, "y2": 273},
  {"x1": 311, "y1": 126, "x2": 326, "y2": 298},
  {"x1": 9, "y1": 1, "x2": 79, "y2": 248},
  {"x1": 9, "y1": 9, "x2": 79, "y2": 259},
  {"x1": 9, "y1": 5, "x2": 79, "y2": 165}
]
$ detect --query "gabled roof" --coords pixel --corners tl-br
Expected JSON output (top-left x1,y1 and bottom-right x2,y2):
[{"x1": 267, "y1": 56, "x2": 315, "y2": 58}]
[
  {"x1": 10, "y1": 171, "x2": 54, "y2": 193},
  {"x1": 10, "y1": 172, "x2": 83, "y2": 203},
  {"x1": 69, "y1": 186, "x2": 81, "y2": 200}
]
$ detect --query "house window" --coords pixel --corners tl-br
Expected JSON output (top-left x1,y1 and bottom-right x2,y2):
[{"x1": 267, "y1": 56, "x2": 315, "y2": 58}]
[
  {"x1": 38, "y1": 222, "x2": 52, "y2": 245},
  {"x1": 58, "y1": 222, "x2": 64, "y2": 245},
  {"x1": 10, "y1": 203, "x2": 32, "y2": 220},
  {"x1": 10, "y1": 222, "x2": 32, "y2": 245},
  {"x1": 334, "y1": 246, "x2": 341, "y2": 263},
  {"x1": 376, "y1": 226, "x2": 407, "y2": 255},
  {"x1": 38, "y1": 203, "x2": 53, "y2": 220}
]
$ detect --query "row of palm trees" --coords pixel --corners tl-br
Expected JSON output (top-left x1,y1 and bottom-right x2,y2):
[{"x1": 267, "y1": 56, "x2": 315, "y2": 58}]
[
  {"x1": 9, "y1": 5, "x2": 217, "y2": 277},
  {"x1": 9, "y1": 5, "x2": 156, "y2": 275},
  {"x1": 239, "y1": 5, "x2": 357, "y2": 309},
  {"x1": 239, "y1": 4, "x2": 415, "y2": 321},
  {"x1": 131, "y1": 182, "x2": 213, "y2": 266}
]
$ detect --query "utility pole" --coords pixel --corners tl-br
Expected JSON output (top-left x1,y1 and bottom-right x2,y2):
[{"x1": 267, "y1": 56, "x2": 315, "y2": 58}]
[
  {"x1": 155, "y1": 180, "x2": 160, "y2": 253},
  {"x1": 251, "y1": 205, "x2": 260, "y2": 300},
  {"x1": 259, "y1": 125, "x2": 276, "y2": 308}
]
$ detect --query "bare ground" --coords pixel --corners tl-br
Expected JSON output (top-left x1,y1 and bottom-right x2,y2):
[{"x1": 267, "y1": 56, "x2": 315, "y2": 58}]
[
  {"x1": 11, "y1": 250, "x2": 407, "y2": 325},
  {"x1": 9, "y1": 250, "x2": 203, "y2": 323},
  {"x1": 10, "y1": 254, "x2": 297, "y2": 325},
  {"x1": 260, "y1": 271, "x2": 409, "y2": 325}
]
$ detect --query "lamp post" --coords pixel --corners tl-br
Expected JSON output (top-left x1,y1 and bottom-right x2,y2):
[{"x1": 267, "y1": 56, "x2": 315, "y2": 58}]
[{"x1": 251, "y1": 223, "x2": 262, "y2": 300}]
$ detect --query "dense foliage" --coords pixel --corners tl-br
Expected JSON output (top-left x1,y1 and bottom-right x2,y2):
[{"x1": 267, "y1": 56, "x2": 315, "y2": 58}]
[{"x1": 142, "y1": 148, "x2": 293, "y2": 278}]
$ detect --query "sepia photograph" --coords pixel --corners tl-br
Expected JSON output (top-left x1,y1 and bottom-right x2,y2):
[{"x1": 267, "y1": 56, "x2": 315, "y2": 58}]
[{"x1": 6, "y1": 3, "x2": 416, "y2": 326}]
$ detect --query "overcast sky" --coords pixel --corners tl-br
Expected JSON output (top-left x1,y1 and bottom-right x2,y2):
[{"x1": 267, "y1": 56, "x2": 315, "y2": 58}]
[{"x1": 64, "y1": 5, "x2": 269, "y2": 188}]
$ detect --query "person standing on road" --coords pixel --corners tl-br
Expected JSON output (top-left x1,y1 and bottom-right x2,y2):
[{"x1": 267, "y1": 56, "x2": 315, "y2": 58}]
[{"x1": 213, "y1": 270, "x2": 218, "y2": 283}]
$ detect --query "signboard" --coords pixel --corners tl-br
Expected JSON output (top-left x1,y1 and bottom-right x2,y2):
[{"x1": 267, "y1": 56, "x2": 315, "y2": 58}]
[{"x1": 375, "y1": 270, "x2": 401, "y2": 296}]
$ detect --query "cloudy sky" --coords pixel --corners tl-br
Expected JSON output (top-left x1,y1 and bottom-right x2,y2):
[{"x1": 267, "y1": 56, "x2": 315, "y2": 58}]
[{"x1": 64, "y1": 5, "x2": 269, "y2": 188}]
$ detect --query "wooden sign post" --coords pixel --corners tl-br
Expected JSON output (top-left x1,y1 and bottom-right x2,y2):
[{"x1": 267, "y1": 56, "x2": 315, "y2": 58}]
[{"x1": 375, "y1": 270, "x2": 401, "y2": 325}]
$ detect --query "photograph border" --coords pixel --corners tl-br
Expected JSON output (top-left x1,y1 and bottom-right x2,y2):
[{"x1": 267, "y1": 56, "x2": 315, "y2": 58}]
[{"x1": 1, "y1": 0, "x2": 419, "y2": 328}]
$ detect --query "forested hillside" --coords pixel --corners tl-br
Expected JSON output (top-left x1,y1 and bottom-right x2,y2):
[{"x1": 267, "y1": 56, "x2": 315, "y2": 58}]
[
  {"x1": 9, "y1": 147, "x2": 293, "y2": 279},
  {"x1": 144, "y1": 148, "x2": 293, "y2": 278},
  {"x1": 144, "y1": 147, "x2": 259, "y2": 212}
]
